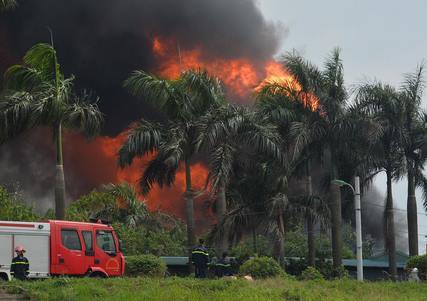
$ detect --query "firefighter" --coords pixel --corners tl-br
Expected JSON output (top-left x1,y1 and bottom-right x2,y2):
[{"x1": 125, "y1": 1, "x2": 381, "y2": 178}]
[
  {"x1": 10, "y1": 245, "x2": 29, "y2": 280},
  {"x1": 215, "y1": 252, "x2": 233, "y2": 278},
  {"x1": 191, "y1": 239, "x2": 209, "y2": 278}
]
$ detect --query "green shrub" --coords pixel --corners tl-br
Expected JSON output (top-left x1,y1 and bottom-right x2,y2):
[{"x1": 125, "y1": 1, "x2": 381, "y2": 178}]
[
  {"x1": 125, "y1": 255, "x2": 166, "y2": 277},
  {"x1": 230, "y1": 235, "x2": 272, "y2": 264},
  {"x1": 66, "y1": 190, "x2": 116, "y2": 222},
  {"x1": 0, "y1": 187, "x2": 39, "y2": 221},
  {"x1": 332, "y1": 265, "x2": 349, "y2": 279},
  {"x1": 239, "y1": 257, "x2": 283, "y2": 279},
  {"x1": 406, "y1": 255, "x2": 427, "y2": 279},
  {"x1": 300, "y1": 267, "x2": 324, "y2": 281},
  {"x1": 285, "y1": 258, "x2": 308, "y2": 276}
]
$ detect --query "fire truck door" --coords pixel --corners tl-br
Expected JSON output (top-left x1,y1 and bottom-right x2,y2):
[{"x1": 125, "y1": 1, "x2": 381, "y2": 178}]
[
  {"x1": 57, "y1": 228, "x2": 86, "y2": 275},
  {"x1": 81, "y1": 230, "x2": 95, "y2": 268},
  {"x1": 94, "y1": 230, "x2": 122, "y2": 276}
]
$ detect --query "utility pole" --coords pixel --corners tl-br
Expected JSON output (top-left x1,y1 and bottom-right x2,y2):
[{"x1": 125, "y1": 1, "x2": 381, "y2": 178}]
[
  {"x1": 331, "y1": 177, "x2": 364, "y2": 281},
  {"x1": 354, "y1": 176, "x2": 363, "y2": 281}
]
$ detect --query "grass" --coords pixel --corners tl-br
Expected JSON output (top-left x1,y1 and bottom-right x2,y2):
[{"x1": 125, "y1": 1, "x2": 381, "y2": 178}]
[{"x1": 3, "y1": 277, "x2": 427, "y2": 301}]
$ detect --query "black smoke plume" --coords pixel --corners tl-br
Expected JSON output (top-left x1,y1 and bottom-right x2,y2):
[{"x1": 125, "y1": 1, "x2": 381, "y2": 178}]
[
  {"x1": 0, "y1": 0, "x2": 282, "y2": 210},
  {"x1": 1, "y1": 0, "x2": 281, "y2": 133}
]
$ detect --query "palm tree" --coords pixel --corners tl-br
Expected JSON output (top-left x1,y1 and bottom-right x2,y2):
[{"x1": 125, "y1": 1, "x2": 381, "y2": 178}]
[
  {"x1": 0, "y1": 0, "x2": 17, "y2": 11},
  {"x1": 196, "y1": 103, "x2": 283, "y2": 254},
  {"x1": 119, "y1": 69, "x2": 224, "y2": 252},
  {"x1": 210, "y1": 162, "x2": 289, "y2": 264},
  {"x1": 0, "y1": 43, "x2": 103, "y2": 219},
  {"x1": 399, "y1": 63, "x2": 427, "y2": 256},
  {"x1": 257, "y1": 48, "x2": 350, "y2": 269},
  {"x1": 355, "y1": 82, "x2": 406, "y2": 280},
  {"x1": 105, "y1": 183, "x2": 149, "y2": 228}
]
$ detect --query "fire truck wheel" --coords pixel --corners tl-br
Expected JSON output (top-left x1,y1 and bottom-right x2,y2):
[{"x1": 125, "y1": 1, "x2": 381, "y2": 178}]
[{"x1": 88, "y1": 271, "x2": 107, "y2": 278}]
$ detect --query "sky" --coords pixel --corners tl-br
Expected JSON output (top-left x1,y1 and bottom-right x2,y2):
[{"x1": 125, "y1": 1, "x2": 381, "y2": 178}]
[{"x1": 258, "y1": 0, "x2": 427, "y2": 254}]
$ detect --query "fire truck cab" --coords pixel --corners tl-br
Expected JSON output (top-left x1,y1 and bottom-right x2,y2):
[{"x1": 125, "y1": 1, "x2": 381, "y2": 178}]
[{"x1": 0, "y1": 220, "x2": 125, "y2": 280}]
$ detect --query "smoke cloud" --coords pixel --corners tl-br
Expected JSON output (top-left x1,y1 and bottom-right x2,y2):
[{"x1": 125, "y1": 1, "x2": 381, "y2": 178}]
[
  {"x1": 1, "y1": 0, "x2": 282, "y2": 133},
  {"x1": 0, "y1": 0, "x2": 283, "y2": 216},
  {"x1": 362, "y1": 187, "x2": 408, "y2": 254}
]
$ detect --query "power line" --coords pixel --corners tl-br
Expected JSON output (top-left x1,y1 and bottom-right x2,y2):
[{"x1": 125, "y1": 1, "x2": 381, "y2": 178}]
[{"x1": 362, "y1": 201, "x2": 427, "y2": 216}]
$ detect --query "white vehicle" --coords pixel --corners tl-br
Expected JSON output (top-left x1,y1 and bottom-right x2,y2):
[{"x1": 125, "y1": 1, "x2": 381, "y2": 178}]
[{"x1": 0, "y1": 221, "x2": 50, "y2": 281}]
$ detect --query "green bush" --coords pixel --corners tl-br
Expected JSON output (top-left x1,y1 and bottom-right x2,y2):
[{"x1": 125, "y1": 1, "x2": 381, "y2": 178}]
[
  {"x1": 0, "y1": 187, "x2": 39, "y2": 221},
  {"x1": 125, "y1": 255, "x2": 166, "y2": 277},
  {"x1": 300, "y1": 267, "x2": 324, "y2": 281},
  {"x1": 66, "y1": 190, "x2": 117, "y2": 222},
  {"x1": 332, "y1": 265, "x2": 349, "y2": 279},
  {"x1": 285, "y1": 258, "x2": 308, "y2": 276},
  {"x1": 406, "y1": 255, "x2": 427, "y2": 279},
  {"x1": 230, "y1": 235, "x2": 272, "y2": 264},
  {"x1": 239, "y1": 257, "x2": 283, "y2": 279},
  {"x1": 315, "y1": 261, "x2": 349, "y2": 279}
]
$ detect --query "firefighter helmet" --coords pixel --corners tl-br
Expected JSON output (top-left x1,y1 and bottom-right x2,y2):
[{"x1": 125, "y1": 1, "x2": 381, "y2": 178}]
[{"x1": 15, "y1": 245, "x2": 26, "y2": 253}]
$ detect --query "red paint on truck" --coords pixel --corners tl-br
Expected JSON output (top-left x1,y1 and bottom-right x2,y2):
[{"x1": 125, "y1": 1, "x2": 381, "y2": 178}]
[{"x1": 0, "y1": 220, "x2": 125, "y2": 279}]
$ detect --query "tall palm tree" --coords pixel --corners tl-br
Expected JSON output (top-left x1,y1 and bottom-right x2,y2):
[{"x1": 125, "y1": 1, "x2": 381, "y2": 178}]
[
  {"x1": 258, "y1": 48, "x2": 350, "y2": 269},
  {"x1": 0, "y1": 43, "x2": 103, "y2": 219},
  {"x1": 399, "y1": 63, "x2": 427, "y2": 256},
  {"x1": 0, "y1": 0, "x2": 17, "y2": 11},
  {"x1": 196, "y1": 103, "x2": 283, "y2": 254},
  {"x1": 355, "y1": 82, "x2": 406, "y2": 280},
  {"x1": 210, "y1": 161, "x2": 290, "y2": 264},
  {"x1": 119, "y1": 69, "x2": 224, "y2": 252}
]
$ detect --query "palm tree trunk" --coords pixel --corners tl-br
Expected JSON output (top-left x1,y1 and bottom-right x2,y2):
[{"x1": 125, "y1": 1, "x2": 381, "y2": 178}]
[
  {"x1": 307, "y1": 213, "x2": 316, "y2": 267},
  {"x1": 216, "y1": 185, "x2": 228, "y2": 255},
  {"x1": 386, "y1": 169, "x2": 397, "y2": 280},
  {"x1": 185, "y1": 157, "x2": 195, "y2": 253},
  {"x1": 277, "y1": 214, "x2": 286, "y2": 267},
  {"x1": 252, "y1": 228, "x2": 257, "y2": 255},
  {"x1": 54, "y1": 123, "x2": 65, "y2": 220},
  {"x1": 306, "y1": 167, "x2": 316, "y2": 266},
  {"x1": 407, "y1": 166, "x2": 418, "y2": 256},
  {"x1": 329, "y1": 181, "x2": 342, "y2": 268}
]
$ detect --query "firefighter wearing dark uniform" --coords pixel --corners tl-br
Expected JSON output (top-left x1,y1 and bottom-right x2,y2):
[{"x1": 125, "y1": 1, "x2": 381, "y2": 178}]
[
  {"x1": 191, "y1": 239, "x2": 209, "y2": 278},
  {"x1": 215, "y1": 252, "x2": 233, "y2": 277},
  {"x1": 10, "y1": 245, "x2": 29, "y2": 280}
]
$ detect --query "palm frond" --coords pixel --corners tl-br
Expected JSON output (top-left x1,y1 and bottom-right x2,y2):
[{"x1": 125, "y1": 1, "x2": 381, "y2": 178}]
[
  {"x1": 0, "y1": 91, "x2": 36, "y2": 141},
  {"x1": 401, "y1": 62, "x2": 425, "y2": 108},
  {"x1": 280, "y1": 51, "x2": 323, "y2": 94},
  {"x1": 323, "y1": 47, "x2": 346, "y2": 104},
  {"x1": 63, "y1": 91, "x2": 103, "y2": 138},
  {"x1": 181, "y1": 69, "x2": 225, "y2": 113},
  {"x1": 124, "y1": 70, "x2": 191, "y2": 120},
  {"x1": 105, "y1": 182, "x2": 149, "y2": 227},
  {"x1": 140, "y1": 157, "x2": 177, "y2": 195},
  {"x1": 23, "y1": 43, "x2": 61, "y2": 83},
  {"x1": 156, "y1": 124, "x2": 186, "y2": 170},
  {"x1": 4, "y1": 65, "x2": 44, "y2": 92},
  {"x1": 118, "y1": 119, "x2": 163, "y2": 167},
  {"x1": 0, "y1": 0, "x2": 17, "y2": 11},
  {"x1": 207, "y1": 142, "x2": 235, "y2": 193}
]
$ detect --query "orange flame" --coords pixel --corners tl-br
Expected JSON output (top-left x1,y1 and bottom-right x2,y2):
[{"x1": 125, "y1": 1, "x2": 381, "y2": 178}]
[
  {"x1": 151, "y1": 36, "x2": 319, "y2": 110},
  {"x1": 64, "y1": 132, "x2": 213, "y2": 223},
  {"x1": 255, "y1": 61, "x2": 320, "y2": 111},
  {"x1": 152, "y1": 37, "x2": 259, "y2": 97}
]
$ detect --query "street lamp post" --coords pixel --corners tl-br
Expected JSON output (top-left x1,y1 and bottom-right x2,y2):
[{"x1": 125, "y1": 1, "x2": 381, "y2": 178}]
[{"x1": 331, "y1": 176, "x2": 363, "y2": 281}]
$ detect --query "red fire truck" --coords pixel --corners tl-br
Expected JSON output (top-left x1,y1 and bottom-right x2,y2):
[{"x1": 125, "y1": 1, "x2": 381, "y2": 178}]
[{"x1": 0, "y1": 220, "x2": 125, "y2": 280}]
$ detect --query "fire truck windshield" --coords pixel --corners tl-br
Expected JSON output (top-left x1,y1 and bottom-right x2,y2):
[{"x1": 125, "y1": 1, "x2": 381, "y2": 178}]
[{"x1": 96, "y1": 230, "x2": 117, "y2": 254}]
